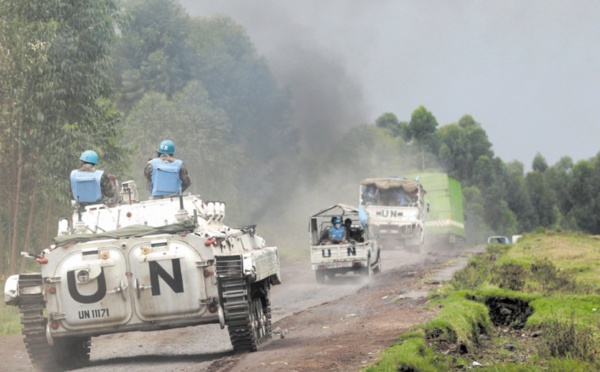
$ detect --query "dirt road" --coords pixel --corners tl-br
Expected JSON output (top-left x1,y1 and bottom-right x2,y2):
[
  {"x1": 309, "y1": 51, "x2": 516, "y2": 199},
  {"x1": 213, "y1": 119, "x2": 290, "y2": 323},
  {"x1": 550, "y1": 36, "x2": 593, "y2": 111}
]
[{"x1": 0, "y1": 247, "x2": 463, "y2": 372}]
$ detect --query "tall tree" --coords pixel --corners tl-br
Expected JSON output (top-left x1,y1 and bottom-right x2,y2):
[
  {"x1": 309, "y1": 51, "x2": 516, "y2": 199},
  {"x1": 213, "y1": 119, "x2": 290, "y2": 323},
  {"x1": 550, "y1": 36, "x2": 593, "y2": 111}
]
[
  {"x1": 532, "y1": 152, "x2": 549, "y2": 172},
  {"x1": 546, "y1": 156, "x2": 574, "y2": 219},
  {"x1": 407, "y1": 106, "x2": 438, "y2": 170},
  {"x1": 116, "y1": 0, "x2": 194, "y2": 111},
  {"x1": 375, "y1": 112, "x2": 401, "y2": 137},
  {"x1": 526, "y1": 171, "x2": 558, "y2": 228},
  {"x1": 190, "y1": 15, "x2": 294, "y2": 162},
  {"x1": 566, "y1": 159, "x2": 600, "y2": 233},
  {"x1": 504, "y1": 161, "x2": 537, "y2": 231},
  {"x1": 0, "y1": 0, "x2": 127, "y2": 274},
  {"x1": 435, "y1": 115, "x2": 493, "y2": 184},
  {"x1": 462, "y1": 186, "x2": 493, "y2": 244}
]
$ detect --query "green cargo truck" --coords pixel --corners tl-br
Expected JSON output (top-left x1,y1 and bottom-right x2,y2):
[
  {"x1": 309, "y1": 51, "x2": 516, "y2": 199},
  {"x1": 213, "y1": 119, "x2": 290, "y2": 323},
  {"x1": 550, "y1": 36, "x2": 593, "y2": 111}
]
[{"x1": 416, "y1": 172, "x2": 466, "y2": 249}]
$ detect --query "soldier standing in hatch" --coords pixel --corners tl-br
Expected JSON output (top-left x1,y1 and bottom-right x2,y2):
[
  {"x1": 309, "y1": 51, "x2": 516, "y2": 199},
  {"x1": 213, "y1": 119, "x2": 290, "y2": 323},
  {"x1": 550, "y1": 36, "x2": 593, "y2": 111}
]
[
  {"x1": 144, "y1": 139, "x2": 192, "y2": 198},
  {"x1": 70, "y1": 150, "x2": 116, "y2": 207}
]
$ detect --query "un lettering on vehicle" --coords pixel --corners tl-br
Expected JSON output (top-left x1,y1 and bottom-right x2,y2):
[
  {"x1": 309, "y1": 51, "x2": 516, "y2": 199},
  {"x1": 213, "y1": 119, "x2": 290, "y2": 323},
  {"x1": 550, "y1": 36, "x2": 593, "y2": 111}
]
[
  {"x1": 57, "y1": 248, "x2": 202, "y2": 327},
  {"x1": 376, "y1": 210, "x2": 403, "y2": 218},
  {"x1": 132, "y1": 252, "x2": 206, "y2": 320}
]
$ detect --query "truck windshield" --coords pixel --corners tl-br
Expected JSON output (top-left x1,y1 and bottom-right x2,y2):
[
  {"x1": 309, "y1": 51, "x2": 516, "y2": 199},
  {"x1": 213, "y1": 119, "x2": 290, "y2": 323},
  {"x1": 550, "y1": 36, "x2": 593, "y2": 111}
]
[{"x1": 361, "y1": 186, "x2": 418, "y2": 207}]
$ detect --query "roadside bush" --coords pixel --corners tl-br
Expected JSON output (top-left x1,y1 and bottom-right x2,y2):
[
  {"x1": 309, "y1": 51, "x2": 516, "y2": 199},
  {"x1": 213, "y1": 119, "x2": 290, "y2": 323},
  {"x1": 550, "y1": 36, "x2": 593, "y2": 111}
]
[
  {"x1": 485, "y1": 243, "x2": 511, "y2": 257},
  {"x1": 450, "y1": 255, "x2": 494, "y2": 291},
  {"x1": 541, "y1": 310, "x2": 599, "y2": 362},
  {"x1": 530, "y1": 258, "x2": 576, "y2": 294},
  {"x1": 491, "y1": 262, "x2": 526, "y2": 291}
]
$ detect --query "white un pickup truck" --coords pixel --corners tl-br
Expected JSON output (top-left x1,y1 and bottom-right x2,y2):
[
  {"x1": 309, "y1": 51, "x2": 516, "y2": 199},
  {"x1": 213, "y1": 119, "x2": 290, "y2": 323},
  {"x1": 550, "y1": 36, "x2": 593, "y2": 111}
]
[{"x1": 309, "y1": 204, "x2": 381, "y2": 283}]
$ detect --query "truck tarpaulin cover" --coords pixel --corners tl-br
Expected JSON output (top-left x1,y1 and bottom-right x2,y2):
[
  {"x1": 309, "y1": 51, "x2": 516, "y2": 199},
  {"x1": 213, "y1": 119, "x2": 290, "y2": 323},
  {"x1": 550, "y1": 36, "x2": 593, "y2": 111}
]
[{"x1": 360, "y1": 178, "x2": 423, "y2": 193}]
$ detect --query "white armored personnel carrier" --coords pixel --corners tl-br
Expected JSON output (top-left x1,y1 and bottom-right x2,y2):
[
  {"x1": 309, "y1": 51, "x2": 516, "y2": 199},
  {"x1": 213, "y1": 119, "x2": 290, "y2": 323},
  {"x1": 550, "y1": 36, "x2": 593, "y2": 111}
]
[{"x1": 4, "y1": 180, "x2": 281, "y2": 371}]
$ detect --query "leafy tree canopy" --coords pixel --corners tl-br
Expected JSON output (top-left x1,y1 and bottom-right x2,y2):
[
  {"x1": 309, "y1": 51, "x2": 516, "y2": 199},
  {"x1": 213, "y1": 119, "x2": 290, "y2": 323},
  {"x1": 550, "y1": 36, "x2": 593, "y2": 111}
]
[
  {"x1": 532, "y1": 152, "x2": 548, "y2": 172},
  {"x1": 375, "y1": 112, "x2": 401, "y2": 137},
  {"x1": 408, "y1": 105, "x2": 438, "y2": 142}
]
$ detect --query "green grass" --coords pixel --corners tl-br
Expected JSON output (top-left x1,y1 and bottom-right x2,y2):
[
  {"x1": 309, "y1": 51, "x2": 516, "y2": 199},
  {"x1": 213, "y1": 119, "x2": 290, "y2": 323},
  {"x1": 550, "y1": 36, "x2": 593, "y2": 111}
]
[
  {"x1": 527, "y1": 295, "x2": 600, "y2": 328},
  {"x1": 365, "y1": 231, "x2": 600, "y2": 371},
  {"x1": 421, "y1": 291, "x2": 492, "y2": 352},
  {"x1": 365, "y1": 331, "x2": 448, "y2": 372},
  {"x1": 0, "y1": 301, "x2": 22, "y2": 336},
  {"x1": 508, "y1": 232, "x2": 600, "y2": 288}
]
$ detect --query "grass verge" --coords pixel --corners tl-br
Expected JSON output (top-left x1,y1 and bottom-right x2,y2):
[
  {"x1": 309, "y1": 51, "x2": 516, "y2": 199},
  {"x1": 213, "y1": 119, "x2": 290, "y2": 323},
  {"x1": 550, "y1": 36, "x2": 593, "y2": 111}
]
[
  {"x1": 366, "y1": 231, "x2": 600, "y2": 371},
  {"x1": 0, "y1": 300, "x2": 21, "y2": 336}
]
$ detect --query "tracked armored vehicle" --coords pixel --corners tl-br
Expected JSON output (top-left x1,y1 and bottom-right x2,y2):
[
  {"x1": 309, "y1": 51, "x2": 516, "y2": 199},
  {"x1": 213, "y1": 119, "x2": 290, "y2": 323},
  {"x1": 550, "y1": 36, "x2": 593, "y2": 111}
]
[{"x1": 4, "y1": 180, "x2": 281, "y2": 371}]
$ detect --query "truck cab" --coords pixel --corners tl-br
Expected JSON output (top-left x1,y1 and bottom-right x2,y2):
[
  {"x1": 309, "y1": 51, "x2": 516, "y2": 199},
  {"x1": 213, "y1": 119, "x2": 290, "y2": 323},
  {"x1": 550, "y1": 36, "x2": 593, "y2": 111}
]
[{"x1": 359, "y1": 177, "x2": 426, "y2": 251}]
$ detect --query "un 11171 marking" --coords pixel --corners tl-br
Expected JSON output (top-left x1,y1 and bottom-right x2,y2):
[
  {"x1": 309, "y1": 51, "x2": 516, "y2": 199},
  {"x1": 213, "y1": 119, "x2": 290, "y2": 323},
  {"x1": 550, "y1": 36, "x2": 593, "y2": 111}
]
[{"x1": 79, "y1": 308, "x2": 110, "y2": 319}]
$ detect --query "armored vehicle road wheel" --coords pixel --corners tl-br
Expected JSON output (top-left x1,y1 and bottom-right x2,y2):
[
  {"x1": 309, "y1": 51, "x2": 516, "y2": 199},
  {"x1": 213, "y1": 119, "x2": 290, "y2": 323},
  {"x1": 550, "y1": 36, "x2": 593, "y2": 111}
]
[
  {"x1": 251, "y1": 297, "x2": 268, "y2": 342},
  {"x1": 18, "y1": 274, "x2": 91, "y2": 372}
]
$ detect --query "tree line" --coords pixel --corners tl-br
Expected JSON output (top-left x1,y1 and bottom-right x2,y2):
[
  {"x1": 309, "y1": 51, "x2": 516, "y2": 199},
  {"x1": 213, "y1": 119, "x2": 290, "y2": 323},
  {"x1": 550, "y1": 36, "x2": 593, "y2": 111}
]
[
  {"x1": 369, "y1": 107, "x2": 600, "y2": 244},
  {"x1": 0, "y1": 0, "x2": 597, "y2": 275}
]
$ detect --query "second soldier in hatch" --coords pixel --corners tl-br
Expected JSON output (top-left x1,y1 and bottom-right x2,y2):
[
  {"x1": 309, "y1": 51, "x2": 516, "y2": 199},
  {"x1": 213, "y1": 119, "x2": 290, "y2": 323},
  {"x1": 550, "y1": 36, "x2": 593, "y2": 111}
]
[
  {"x1": 144, "y1": 139, "x2": 192, "y2": 198},
  {"x1": 70, "y1": 150, "x2": 116, "y2": 208}
]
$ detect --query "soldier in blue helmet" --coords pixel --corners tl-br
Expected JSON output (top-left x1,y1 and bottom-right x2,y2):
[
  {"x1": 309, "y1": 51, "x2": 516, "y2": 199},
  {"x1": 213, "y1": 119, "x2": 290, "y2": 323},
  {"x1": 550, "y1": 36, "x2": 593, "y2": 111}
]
[
  {"x1": 70, "y1": 150, "x2": 116, "y2": 207},
  {"x1": 144, "y1": 139, "x2": 192, "y2": 198},
  {"x1": 328, "y1": 216, "x2": 346, "y2": 244}
]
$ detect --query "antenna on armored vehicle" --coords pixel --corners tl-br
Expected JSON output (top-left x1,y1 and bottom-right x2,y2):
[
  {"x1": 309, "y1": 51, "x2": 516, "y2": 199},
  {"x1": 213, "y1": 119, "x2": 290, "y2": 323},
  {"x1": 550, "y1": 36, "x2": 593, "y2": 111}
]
[
  {"x1": 73, "y1": 197, "x2": 88, "y2": 234},
  {"x1": 127, "y1": 183, "x2": 132, "y2": 206},
  {"x1": 175, "y1": 187, "x2": 189, "y2": 222},
  {"x1": 76, "y1": 197, "x2": 82, "y2": 222}
]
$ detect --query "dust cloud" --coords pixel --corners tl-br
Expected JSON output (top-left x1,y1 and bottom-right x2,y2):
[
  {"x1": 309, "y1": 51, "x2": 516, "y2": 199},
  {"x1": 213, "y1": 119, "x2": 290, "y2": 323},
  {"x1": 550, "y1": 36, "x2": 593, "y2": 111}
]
[
  {"x1": 178, "y1": 0, "x2": 370, "y2": 155},
  {"x1": 174, "y1": 1, "x2": 376, "y2": 251},
  {"x1": 175, "y1": 2, "x2": 464, "y2": 258},
  {"x1": 179, "y1": 0, "x2": 600, "y2": 169}
]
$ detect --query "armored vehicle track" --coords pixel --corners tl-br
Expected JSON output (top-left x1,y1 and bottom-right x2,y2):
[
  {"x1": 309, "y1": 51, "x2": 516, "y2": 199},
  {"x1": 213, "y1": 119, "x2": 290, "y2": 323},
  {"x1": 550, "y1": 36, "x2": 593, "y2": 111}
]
[
  {"x1": 217, "y1": 255, "x2": 272, "y2": 352},
  {"x1": 19, "y1": 274, "x2": 91, "y2": 372}
]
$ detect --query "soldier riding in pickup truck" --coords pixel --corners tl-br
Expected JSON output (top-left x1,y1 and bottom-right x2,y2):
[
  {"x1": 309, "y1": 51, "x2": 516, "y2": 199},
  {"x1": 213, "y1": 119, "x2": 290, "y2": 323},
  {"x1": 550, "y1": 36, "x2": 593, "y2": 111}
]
[{"x1": 310, "y1": 204, "x2": 381, "y2": 283}]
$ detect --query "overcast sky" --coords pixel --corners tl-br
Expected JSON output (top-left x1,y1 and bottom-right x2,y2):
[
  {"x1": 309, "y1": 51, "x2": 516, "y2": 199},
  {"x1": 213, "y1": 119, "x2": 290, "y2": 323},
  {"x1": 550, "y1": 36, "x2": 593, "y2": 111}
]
[{"x1": 179, "y1": 1, "x2": 600, "y2": 167}]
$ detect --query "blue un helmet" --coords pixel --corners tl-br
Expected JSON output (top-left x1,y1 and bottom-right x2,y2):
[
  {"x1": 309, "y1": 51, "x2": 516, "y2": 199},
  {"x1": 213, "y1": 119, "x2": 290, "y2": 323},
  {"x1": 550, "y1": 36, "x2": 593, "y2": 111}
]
[
  {"x1": 332, "y1": 216, "x2": 341, "y2": 225},
  {"x1": 79, "y1": 150, "x2": 99, "y2": 165},
  {"x1": 158, "y1": 139, "x2": 175, "y2": 155}
]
